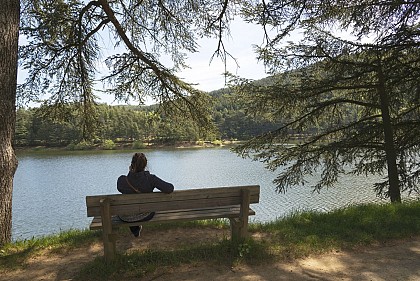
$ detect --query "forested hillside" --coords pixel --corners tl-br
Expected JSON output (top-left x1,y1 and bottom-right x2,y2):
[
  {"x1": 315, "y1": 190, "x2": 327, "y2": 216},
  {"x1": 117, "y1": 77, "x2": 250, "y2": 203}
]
[{"x1": 14, "y1": 90, "x2": 279, "y2": 148}]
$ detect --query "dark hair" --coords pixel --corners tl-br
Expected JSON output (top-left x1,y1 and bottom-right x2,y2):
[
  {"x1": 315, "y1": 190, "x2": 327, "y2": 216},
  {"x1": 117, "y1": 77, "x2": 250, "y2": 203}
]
[{"x1": 130, "y1": 152, "x2": 147, "y2": 172}]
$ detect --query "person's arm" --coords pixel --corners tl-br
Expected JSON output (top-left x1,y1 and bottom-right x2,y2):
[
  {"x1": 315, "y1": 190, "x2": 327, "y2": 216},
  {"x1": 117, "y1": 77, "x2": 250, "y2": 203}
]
[
  {"x1": 150, "y1": 174, "x2": 174, "y2": 194},
  {"x1": 117, "y1": 175, "x2": 127, "y2": 193}
]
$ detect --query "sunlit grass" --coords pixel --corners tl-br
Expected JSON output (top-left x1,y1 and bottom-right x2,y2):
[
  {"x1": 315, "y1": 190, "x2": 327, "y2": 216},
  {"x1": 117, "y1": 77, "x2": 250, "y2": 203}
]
[
  {"x1": 1, "y1": 201, "x2": 419, "y2": 279},
  {"x1": 251, "y1": 200, "x2": 420, "y2": 258}
]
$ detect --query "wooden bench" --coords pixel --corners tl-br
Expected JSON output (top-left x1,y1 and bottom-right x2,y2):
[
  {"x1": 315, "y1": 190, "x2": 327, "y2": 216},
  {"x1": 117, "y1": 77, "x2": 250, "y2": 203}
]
[{"x1": 86, "y1": 185, "x2": 260, "y2": 261}]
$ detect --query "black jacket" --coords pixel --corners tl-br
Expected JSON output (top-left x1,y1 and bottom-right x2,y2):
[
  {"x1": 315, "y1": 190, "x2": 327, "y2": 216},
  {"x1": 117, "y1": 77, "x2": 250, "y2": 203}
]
[{"x1": 117, "y1": 171, "x2": 174, "y2": 194}]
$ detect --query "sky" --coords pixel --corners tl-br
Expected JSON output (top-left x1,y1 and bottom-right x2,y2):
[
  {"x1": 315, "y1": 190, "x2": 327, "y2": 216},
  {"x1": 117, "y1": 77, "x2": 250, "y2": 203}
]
[
  {"x1": 97, "y1": 19, "x2": 269, "y2": 105},
  {"x1": 175, "y1": 20, "x2": 269, "y2": 91}
]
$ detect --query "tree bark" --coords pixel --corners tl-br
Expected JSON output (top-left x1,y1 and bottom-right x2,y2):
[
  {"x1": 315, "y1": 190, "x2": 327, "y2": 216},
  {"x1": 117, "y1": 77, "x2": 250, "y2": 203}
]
[
  {"x1": 0, "y1": 0, "x2": 20, "y2": 246},
  {"x1": 377, "y1": 64, "x2": 401, "y2": 203}
]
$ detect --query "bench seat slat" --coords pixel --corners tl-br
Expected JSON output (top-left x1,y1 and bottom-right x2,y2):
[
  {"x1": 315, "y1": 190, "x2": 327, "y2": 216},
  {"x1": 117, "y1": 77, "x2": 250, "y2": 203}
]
[{"x1": 89, "y1": 206, "x2": 256, "y2": 230}]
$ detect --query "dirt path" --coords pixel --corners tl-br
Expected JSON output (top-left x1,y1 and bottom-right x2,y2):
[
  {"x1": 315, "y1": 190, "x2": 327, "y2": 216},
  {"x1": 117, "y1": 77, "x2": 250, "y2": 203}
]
[
  {"x1": 156, "y1": 238, "x2": 420, "y2": 281},
  {"x1": 1, "y1": 229, "x2": 419, "y2": 281}
]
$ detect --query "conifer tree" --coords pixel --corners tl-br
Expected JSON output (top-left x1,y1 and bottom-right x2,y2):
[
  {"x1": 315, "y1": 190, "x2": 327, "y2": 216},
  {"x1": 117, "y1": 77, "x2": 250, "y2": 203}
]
[{"x1": 234, "y1": 1, "x2": 420, "y2": 202}]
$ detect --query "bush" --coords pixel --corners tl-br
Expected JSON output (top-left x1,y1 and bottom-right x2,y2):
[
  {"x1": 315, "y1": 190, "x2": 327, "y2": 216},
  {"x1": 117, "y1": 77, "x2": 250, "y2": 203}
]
[
  {"x1": 195, "y1": 140, "x2": 205, "y2": 146},
  {"x1": 102, "y1": 139, "x2": 116, "y2": 150},
  {"x1": 66, "y1": 142, "x2": 76, "y2": 150},
  {"x1": 73, "y1": 140, "x2": 94, "y2": 150},
  {"x1": 132, "y1": 141, "x2": 145, "y2": 149},
  {"x1": 212, "y1": 140, "x2": 223, "y2": 146}
]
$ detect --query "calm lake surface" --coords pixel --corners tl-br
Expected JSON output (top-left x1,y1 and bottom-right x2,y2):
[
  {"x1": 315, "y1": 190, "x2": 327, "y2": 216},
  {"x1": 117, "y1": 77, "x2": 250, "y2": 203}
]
[{"x1": 12, "y1": 147, "x2": 418, "y2": 241}]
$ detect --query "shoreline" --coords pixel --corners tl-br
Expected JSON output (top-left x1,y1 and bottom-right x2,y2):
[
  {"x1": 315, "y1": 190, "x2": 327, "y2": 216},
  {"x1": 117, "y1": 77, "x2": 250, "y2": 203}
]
[{"x1": 14, "y1": 140, "x2": 243, "y2": 153}]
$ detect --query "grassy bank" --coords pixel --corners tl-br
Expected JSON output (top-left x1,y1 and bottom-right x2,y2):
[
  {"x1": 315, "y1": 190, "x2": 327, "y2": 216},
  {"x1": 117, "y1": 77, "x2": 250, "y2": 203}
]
[{"x1": 1, "y1": 201, "x2": 419, "y2": 280}]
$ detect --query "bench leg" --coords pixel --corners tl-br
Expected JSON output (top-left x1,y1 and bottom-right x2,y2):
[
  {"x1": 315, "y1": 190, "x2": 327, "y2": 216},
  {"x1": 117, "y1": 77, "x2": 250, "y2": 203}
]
[
  {"x1": 100, "y1": 198, "x2": 117, "y2": 262},
  {"x1": 240, "y1": 218, "x2": 249, "y2": 239},
  {"x1": 230, "y1": 218, "x2": 240, "y2": 240},
  {"x1": 229, "y1": 189, "x2": 251, "y2": 241},
  {"x1": 103, "y1": 232, "x2": 117, "y2": 261},
  {"x1": 229, "y1": 218, "x2": 248, "y2": 241}
]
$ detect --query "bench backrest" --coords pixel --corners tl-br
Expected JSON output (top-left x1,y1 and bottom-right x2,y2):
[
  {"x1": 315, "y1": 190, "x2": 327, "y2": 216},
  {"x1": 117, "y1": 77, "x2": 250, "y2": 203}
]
[{"x1": 86, "y1": 185, "x2": 260, "y2": 217}]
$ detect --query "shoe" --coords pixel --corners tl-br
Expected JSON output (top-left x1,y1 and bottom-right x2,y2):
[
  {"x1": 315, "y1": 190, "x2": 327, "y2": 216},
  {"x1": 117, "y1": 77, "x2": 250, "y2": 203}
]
[
  {"x1": 134, "y1": 225, "x2": 143, "y2": 237},
  {"x1": 130, "y1": 225, "x2": 142, "y2": 237}
]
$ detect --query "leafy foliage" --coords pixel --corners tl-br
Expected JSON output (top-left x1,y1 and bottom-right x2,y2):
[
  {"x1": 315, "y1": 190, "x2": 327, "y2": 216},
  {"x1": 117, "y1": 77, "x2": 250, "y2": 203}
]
[{"x1": 233, "y1": 0, "x2": 420, "y2": 201}]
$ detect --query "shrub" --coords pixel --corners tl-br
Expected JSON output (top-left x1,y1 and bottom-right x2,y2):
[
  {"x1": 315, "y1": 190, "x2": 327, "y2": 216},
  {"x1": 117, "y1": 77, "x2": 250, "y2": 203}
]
[
  {"x1": 102, "y1": 139, "x2": 116, "y2": 150},
  {"x1": 66, "y1": 142, "x2": 76, "y2": 150},
  {"x1": 132, "y1": 141, "x2": 145, "y2": 149},
  {"x1": 74, "y1": 140, "x2": 94, "y2": 150},
  {"x1": 212, "y1": 140, "x2": 223, "y2": 146}
]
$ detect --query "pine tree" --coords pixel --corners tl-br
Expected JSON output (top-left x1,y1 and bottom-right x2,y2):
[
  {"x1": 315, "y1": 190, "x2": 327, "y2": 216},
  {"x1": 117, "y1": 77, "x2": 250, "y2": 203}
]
[{"x1": 234, "y1": 0, "x2": 420, "y2": 202}]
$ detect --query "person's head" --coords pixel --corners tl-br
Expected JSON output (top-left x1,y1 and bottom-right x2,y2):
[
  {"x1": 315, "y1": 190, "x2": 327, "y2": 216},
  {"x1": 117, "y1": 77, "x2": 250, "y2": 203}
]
[{"x1": 130, "y1": 152, "x2": 147, "y2": 172}]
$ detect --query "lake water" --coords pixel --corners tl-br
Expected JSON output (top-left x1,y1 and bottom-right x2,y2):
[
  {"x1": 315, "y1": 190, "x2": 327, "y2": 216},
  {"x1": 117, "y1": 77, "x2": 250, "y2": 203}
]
[{"x1": 12, "y1": 148, "x2": 418, "y2": 241}]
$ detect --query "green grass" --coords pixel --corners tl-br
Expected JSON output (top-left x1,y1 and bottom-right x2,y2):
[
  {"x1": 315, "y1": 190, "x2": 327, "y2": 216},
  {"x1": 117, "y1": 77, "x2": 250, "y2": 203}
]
[
  {"x1": 251, "y1": 200, "x2": 420, "y2": 258},
  {"x1": 1, "y1": 201, "x2": 420, "y2": 280}
]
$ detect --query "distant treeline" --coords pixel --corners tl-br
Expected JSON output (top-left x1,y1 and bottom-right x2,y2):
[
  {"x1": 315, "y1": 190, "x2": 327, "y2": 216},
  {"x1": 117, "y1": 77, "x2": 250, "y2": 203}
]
[{"x1": 14, "y1": 90, "x2": 279, "y2": 148}]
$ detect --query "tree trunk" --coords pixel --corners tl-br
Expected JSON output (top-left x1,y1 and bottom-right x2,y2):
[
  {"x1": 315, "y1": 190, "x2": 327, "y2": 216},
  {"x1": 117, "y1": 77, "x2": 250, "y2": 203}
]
[
  {"x1": 0, "y1": 0, "x2": 20, "y2": 246},
  {"x1": 377, "y1": 64, "x2": 401, "y2": 203}
]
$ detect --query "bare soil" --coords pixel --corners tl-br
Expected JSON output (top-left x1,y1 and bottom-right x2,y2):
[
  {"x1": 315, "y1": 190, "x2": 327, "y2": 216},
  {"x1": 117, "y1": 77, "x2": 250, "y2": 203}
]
[{"x1": 1, "y1": 227, "x2": 419, "y2": 281}]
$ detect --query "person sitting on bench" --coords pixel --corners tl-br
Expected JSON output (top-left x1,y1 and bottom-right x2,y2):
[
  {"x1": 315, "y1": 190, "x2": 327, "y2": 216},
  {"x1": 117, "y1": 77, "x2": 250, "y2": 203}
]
[{"x1": 117, "y1": 152, "x2": 174, "y2": 237}]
